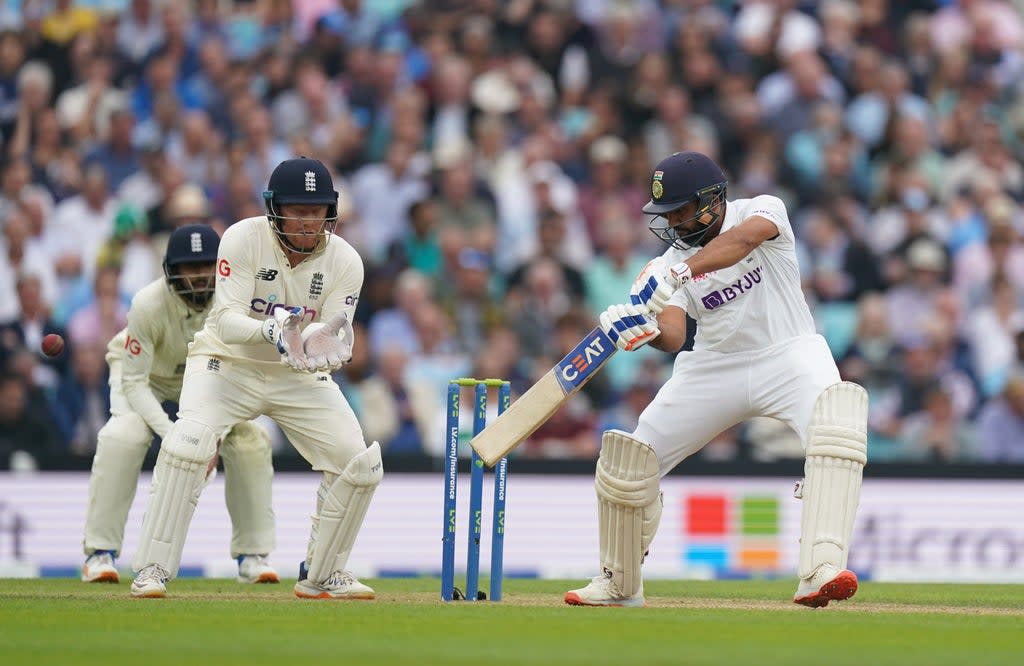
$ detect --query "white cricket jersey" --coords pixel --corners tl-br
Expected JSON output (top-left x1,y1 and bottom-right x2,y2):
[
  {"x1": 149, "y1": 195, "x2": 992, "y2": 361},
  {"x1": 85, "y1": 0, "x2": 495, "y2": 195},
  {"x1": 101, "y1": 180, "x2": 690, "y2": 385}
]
[
  {"x1": 665, "y1": 195, "x2": 815, "y2": 353},
  {"x1": 191, "y1": 216, "x2": 364, "y2": 363},
  {"x1": 107, "y1": 277, "x2": 210, "y2": 435}
]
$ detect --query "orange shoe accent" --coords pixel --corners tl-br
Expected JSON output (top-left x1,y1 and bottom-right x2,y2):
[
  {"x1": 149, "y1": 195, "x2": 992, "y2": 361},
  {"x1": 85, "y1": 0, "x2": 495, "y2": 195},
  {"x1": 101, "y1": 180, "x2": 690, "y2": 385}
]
[
  {"x1": 132, "y1": 589, "x2": 166, "y2": 599},
  {"x1": 563, "y1": 592, "x2": 644, "y2": 607},
  {"x1": 794, "y1": 569, "x2": 858, "y2": 608},
  {"x1": 85, "y1": 569, "x2": 120, "y2": 584},
  {"x1": 255, "y1": 571, "x2": 280, "y2": 584},
  {"x1": 294, "y1": 589, "x2": 375, "y2": 600}
]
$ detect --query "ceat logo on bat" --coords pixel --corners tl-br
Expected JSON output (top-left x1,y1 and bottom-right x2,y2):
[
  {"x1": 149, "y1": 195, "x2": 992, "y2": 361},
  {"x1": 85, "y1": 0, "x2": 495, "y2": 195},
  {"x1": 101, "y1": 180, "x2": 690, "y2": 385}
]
[{"x1": 555, "y1": 329, "x2": 615, "y2": 392}]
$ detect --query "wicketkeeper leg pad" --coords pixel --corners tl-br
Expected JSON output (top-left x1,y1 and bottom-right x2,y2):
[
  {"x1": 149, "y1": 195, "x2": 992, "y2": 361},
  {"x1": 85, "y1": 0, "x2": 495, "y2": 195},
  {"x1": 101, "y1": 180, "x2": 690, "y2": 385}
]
[
  {"x1": 305, "y1": 442, "x2": 383, "y2": 584},
  {"x1": 798, "y1": 382, "x2": 868, "y2": 578},
  {"x1": 84, "y1": 413, "x2": 153, "y2": 556},
  {"x1": 595, "y1": 430, "x2": 662, "y2": 597},
  {"x1": 219, "y1": 421, "x2": 276, "y2": 559},
  {"x1": 131, "y1": 419, "x2": 220, "y2": 576}
]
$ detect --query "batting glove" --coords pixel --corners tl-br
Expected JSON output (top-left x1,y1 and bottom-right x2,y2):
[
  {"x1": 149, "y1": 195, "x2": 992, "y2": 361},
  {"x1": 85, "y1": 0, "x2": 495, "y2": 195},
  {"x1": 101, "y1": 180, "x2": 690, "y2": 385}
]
[
  {"x1": 261, "y1": 307, "x2": 312, "y2": 372},
  {"x1": 599, "y1": 303, "x2": 660, "y2": 352},
  {"x1": 668, "y1": 261, "x2": 692, "y2": 288},
  {"x1": 303, "y1": 312, "x2": 353, "y2": 373},
  {"x1": 630, "y1": 256, "x2": 676, "y2": 314}
]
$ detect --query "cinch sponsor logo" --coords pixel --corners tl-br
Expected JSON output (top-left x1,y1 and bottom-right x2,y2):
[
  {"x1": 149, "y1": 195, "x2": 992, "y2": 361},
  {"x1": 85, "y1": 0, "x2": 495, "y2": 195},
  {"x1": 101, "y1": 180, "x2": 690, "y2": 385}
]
[
  {"x1": 682, "y1": 493, "x2": 780, "y2": 574},
  {"x1": 250, "y1": 298, "x2": 317, "y2": 321},
  {"x1": 555, "y1": 329, "x2": 614, "y2": 392},
  {"x1": 700, "y1": 266, "x2": 764, "y2": 311}
]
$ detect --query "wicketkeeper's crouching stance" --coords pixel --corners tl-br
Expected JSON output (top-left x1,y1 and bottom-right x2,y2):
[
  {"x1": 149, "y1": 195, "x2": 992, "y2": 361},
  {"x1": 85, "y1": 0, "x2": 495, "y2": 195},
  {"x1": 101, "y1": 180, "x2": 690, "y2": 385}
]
[
  {"x1": 131, "y1": 157, "x2": 382, "y2": 599},
  {"x1": 565, "y1": 151, "x2": 866, "y2": 608}
]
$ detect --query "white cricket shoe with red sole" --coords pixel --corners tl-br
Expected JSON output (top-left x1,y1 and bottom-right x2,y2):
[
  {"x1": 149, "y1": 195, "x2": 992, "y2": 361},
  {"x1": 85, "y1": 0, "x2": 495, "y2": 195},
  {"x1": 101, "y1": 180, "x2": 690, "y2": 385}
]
[
  {"x1": 793, "y1": 563, "x2": 858, "y2": 608},
  {"x1": 237, "y1": 554, "x2": 280, "y2": 584},
  {"x1": 564, "y1": 573, "x2": 646, "y2": 607},
  {"x1": 82, "y1": 551, "x2": 119, "y2": 583},
  {"x1": 294, "y1": 570, "x2": 375, "y2": 600},
  {"x1": 130, "y1": 564, "x2": 170, "y2": 598}
]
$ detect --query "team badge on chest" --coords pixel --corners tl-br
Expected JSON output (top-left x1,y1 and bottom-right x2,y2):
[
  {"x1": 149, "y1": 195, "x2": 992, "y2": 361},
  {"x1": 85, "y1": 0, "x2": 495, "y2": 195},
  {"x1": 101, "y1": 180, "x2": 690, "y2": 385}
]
[{"x1": 309, "y1": 272, "x2": 324, "y2": 299}]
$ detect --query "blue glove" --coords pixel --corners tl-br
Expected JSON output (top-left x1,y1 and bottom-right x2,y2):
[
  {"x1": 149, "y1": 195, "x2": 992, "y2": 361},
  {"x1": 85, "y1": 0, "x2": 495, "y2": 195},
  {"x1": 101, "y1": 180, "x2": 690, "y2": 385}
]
[
  {"x1": 630, "y1": 257, "x2": 676, "y2": 314},
  {"x1": 599, "y1": 304, "x2": 660, "y2": 352}
]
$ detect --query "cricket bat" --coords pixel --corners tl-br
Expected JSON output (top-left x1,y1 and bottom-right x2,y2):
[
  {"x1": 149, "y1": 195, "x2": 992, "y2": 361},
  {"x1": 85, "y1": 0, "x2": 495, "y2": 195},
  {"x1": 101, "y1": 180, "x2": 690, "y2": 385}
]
[{"x1": 471, "y1": 326, "x2": 616, "y2": 466}]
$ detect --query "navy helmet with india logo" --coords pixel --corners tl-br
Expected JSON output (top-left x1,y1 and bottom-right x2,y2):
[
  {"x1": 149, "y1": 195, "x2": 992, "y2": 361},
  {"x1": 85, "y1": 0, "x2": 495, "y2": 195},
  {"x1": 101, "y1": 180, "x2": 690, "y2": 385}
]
[
  {"x1": 643, "y1": 151, "x2": 728, "y2": 249},
  {"x1": 163, "y1": 223, "x2": 220, "y2": 311},
  {"x1": 263, "y1": 156, "x2": 339, "y2": 254}
]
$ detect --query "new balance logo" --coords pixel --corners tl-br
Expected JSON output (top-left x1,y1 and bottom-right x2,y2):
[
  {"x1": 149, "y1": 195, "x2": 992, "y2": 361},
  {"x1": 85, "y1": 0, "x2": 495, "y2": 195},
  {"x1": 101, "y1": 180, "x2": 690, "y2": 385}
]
[
  {"x1": 207, "y1": 358, "x2": 221, "y2": 372},
  {"x1": 317, "y1": 375, "x2": 329, "y2": 382},
  {"x1": 255, "y1": 268, "x2": 278, "y2": 281},
  {"x1": 190, "y1": 232, "x2": 203, "y2": 253},
  {"x1": 304, "y1": 171, "x2": 316, "y2": 192}
]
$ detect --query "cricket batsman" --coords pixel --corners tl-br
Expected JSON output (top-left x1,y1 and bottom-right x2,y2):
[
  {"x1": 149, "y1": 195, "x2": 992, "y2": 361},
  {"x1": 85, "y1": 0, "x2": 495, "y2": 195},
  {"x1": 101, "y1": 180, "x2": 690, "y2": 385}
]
[
  {"x1": 130, "y1": 157, "x2": 382, "y2": 600},
  {"x1": 82, "y1": 223, "x2": 279, "y2": 585},
  {"x1": 566, "y1": 152, "x2": 867, "y2": 608}
]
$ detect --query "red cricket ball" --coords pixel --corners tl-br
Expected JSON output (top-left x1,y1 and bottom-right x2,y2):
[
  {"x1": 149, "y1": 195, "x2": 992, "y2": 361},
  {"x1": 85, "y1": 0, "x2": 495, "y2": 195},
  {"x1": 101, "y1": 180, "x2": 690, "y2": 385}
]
[{"x1": 41, "y1": 333, "x2": 65, "y2": 357}]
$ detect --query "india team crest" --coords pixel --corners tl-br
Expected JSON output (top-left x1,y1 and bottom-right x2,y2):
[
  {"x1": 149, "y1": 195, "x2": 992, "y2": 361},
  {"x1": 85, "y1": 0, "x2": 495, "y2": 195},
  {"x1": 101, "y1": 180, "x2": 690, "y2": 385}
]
[{"x1": 652, "y1": 170, "x2": 664, "y2": 199}]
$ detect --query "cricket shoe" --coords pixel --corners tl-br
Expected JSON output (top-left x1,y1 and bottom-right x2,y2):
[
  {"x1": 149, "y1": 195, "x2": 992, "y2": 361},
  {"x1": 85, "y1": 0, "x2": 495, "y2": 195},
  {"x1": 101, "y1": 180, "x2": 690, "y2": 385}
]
[
  {"x1": 294, "y1": 569, "x2": 375, "y2": 600},
  {"x1": 564, "y1": 570, "x2": 645, "y2": 607},
  {"x1": 82, "y1": 550, "x2": 119, "y2": 583},
  {"x1": 793, "y1": 563, "x2": 858, "y2": 608},
  {"x1": 237, "y1": 554, "x2": 280, "y2": 584},
  {"x1": 130, "y1": 564, "x2": 170, "y2": 598}
]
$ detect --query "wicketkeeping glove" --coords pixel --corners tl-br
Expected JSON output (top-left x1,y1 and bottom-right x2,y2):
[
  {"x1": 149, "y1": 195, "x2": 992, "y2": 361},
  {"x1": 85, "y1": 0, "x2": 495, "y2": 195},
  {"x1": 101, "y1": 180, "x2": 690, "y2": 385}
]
[
  {"x1": 302, "y1": 312, "x2": 353, "y2": 373},
  {"x1": 261, "y1": 306, "x2": 312, "y2": 372},
  {"x1": 630, "y1": 256, "x2": 676, "y2": 314},
  {"x1": 599, "y1": 303, "x2": 660, "y2": 352}
]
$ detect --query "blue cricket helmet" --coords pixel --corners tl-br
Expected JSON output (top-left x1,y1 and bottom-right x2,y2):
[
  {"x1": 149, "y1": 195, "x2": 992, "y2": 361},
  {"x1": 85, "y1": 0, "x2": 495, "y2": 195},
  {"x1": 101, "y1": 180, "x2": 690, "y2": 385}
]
[
  {"x1": 643, "y1": 151, "x2": 728, "y2": 249},
  {"x1": 163, "y1": 223, "x2": 220, "y2": 311},
  {"x1": 262, "y1": 156, "x2": 340, "y2": 254}
]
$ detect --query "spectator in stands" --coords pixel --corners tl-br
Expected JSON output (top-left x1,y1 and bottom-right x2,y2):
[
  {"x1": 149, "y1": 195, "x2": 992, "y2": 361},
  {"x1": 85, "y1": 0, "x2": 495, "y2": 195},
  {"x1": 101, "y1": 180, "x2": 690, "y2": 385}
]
[
  {"x1": 51, "y1": 343, "x2": 110, "y2": 455},
  {"x1": 0, "y1": 371, "x2": 63, "y2": 470},
  {"x1": 0, "y1": 272, "x2": 68, "y2": 382},
  {"x1": 977, "y1": 373, "x2": 1024, "y2": 463}
]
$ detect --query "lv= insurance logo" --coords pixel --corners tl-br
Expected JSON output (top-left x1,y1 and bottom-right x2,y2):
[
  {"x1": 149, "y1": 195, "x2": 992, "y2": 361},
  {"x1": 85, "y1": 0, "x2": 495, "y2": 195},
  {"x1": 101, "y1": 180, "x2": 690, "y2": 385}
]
[{"x1": 682, "y1": 493, "x2": 781, "y2": 576}]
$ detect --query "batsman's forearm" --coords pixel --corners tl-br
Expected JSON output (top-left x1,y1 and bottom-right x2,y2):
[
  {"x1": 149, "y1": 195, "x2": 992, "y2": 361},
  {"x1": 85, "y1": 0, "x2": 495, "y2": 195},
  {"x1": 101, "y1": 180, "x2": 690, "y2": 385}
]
[
  {"x1": 684, "y1": 231, "x2": 761, "y2": 276},
  {"x1": 651, "y1": 306, "x2": 687, "y2": 353}
]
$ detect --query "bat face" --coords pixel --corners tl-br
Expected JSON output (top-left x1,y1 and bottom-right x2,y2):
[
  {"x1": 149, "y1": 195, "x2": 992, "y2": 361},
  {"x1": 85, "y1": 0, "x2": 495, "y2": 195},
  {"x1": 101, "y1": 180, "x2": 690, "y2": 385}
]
[{"x1": 471, "y1": 327, "x2": 617, "y2": 466}]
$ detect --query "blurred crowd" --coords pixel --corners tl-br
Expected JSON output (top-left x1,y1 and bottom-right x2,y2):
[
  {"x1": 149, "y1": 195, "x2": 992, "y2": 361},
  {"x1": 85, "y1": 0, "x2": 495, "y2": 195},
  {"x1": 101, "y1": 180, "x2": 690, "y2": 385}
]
[{"x1": 3, "y1": 0, "x2": 1024, "y2": 469}]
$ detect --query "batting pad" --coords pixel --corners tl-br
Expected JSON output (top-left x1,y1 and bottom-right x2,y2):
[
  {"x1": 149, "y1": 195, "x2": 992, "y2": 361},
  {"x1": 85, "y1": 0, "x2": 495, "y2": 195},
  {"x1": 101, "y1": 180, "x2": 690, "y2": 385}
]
[
  {"x1": 306, "y1": 442, "x2": 383, "y2": 584},
  {"x1": 799, "y1": 382, "x2": 868, "y2": 579},
  {"x1": 220, "y1": 421, "x2": 276, "y2": 559},
  {"x1": 595, "y1": 430, "x2": 662, "y2": 597},
  {"x1": 132, "y1": 419, "x2": 219, "y2": 576}
]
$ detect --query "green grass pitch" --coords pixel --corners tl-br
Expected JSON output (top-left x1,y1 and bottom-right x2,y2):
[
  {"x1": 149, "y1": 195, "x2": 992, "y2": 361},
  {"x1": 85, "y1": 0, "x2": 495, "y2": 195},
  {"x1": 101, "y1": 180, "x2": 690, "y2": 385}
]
[{"x1": 2, "y1": 577, "x2": 1022, "y2": 665}]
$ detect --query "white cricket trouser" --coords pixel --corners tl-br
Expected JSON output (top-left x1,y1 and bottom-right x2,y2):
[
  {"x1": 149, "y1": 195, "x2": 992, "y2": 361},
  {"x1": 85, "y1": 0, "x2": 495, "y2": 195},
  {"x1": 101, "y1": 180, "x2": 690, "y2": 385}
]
[
  {"x1": 635, "y1": 334, "x2": 841, "y2": 476},
  {"x1": 84, "y1": 360, "x2": 277, "y2": 559},
  {"x1": 83, "y1": 363, "x2": 153, "y2": 557},
  {"x1": 178, "y1": 354, "x2": 367, "y2": 473}
]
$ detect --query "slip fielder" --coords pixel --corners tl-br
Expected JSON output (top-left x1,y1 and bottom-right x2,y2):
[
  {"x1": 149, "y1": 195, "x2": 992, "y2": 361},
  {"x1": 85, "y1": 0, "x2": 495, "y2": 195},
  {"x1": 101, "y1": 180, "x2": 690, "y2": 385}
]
[
  {"x1": 568, "y1": 152, "x2": 867, "y2": 608},
  {"x1": 82, "y1": 224, "x2": 279, "y2": 585},
  {"x1": 131, "y1": 157, "x2": 382, "y2": 599}
]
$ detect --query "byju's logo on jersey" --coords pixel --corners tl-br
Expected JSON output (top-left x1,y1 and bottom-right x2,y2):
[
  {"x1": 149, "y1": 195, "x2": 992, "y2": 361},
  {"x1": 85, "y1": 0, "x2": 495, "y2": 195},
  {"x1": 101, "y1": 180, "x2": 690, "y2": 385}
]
[
  {"x1": 701, "y1": 266, "x2": 764, "y2": 311},
  {"x1": 255, "y1": 268, "x2": 278, "y2": 281},
  {"x1": 555, "y1": 328, "x2": 615, "y2": 392},
  {"x1": 309, "y1": 272, "x2": 324, "y2": 299},
  {"x1": 304, "y1": 171, "x2": 316, "y2": 192}
]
